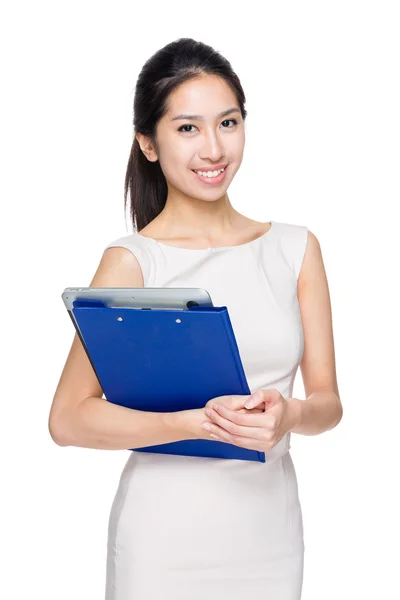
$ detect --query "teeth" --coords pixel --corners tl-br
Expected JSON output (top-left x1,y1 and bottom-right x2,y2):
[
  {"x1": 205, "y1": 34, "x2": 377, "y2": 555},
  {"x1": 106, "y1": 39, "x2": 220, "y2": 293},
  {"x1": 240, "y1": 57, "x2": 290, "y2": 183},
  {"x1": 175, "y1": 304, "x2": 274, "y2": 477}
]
[{"x1": 194, "y1": 167, "x2": 225, "y2": 178}]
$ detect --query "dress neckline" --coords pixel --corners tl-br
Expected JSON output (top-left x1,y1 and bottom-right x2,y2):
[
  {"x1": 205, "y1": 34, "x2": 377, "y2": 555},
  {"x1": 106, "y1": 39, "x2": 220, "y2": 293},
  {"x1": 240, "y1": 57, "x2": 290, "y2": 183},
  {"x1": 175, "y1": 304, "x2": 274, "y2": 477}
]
[{"x1": 135, "y1": 221, "x2": 275, "y2": 252}]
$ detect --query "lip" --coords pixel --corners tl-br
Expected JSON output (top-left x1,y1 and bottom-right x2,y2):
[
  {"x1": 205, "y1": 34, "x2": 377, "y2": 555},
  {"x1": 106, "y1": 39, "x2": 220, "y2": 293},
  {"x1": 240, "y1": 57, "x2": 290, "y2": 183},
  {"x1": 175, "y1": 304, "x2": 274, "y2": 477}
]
[
  {"x1": 192, "y1": 163, "x2": 228, "y2": 172},
  {"x1": 192, "y1": 164, "x2": 228, "y2": 185}
]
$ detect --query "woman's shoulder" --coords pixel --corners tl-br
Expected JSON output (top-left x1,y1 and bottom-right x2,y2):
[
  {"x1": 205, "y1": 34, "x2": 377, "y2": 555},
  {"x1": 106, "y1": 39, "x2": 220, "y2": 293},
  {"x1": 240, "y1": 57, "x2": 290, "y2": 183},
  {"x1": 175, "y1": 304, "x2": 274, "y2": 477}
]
[
  {"x1": 103, "y1": 231, "x2": 153, "y2": 285},
  {"x1": 270, "y1": 220, "x2": 309, "y2": 280}
]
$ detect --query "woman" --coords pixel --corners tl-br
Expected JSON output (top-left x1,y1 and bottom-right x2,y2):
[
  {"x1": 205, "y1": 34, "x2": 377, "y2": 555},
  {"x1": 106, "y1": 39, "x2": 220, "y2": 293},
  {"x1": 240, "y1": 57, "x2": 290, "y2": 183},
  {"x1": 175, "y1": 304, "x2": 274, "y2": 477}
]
[{"x1": 49, "y1": 37, "x2": 343, "y2": 599}]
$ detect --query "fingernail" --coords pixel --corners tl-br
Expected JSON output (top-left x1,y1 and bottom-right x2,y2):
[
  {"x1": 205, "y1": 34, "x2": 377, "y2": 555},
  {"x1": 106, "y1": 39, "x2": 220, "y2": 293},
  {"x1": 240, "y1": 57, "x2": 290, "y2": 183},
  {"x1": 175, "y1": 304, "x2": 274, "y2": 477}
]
[
  {"x1": 245, "y1": 392, "x2": 260, "y2": 409},
  {"x1": 205, "y1": 409, "x2": 212, "y2": 417},
  {"x1": 201, "y1": 423, "x2": 212, "y2": 431}
]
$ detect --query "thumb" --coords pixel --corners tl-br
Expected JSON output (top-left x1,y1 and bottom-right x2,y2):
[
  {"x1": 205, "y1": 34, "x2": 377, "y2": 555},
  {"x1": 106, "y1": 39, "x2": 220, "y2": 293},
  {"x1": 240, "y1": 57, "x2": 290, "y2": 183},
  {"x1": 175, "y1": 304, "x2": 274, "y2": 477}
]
[{"x1": 244, "y1": 389, "x2": 280, "y2": 410}]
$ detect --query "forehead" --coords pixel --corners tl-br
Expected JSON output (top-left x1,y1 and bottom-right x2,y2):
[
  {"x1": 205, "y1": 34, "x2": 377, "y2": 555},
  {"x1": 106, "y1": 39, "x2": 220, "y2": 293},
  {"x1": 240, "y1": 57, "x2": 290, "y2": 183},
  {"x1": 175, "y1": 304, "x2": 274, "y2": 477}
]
[{"x1": 165, "y1": 75, "x2": 237, "y2": 118}]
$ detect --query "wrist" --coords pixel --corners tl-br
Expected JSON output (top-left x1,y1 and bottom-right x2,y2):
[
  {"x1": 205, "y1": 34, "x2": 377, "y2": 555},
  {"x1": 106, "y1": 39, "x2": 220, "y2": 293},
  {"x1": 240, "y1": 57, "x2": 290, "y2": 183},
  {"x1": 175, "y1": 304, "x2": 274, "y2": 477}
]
[
  {"x1": 165, "y1": 408, "x2": 206, "y2": 441},
  {"x1": 286, "y1": 397, "x2": 303, "y2": 431}
]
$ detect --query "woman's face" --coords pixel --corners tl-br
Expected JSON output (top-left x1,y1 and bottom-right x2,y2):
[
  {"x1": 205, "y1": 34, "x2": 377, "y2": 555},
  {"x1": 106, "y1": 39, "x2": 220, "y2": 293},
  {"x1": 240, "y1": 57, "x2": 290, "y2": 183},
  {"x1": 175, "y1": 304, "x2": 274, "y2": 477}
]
[{"x1": 146, "y1": 74, "x2": 245, "y2": 201}]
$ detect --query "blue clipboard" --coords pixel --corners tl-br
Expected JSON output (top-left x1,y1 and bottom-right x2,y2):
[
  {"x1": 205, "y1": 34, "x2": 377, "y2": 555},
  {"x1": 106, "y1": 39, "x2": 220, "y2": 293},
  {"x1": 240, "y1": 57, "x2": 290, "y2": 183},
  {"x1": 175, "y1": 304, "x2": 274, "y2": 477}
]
[{"x1": 71, "y1": 300, "x2": 265, "y2": 463}]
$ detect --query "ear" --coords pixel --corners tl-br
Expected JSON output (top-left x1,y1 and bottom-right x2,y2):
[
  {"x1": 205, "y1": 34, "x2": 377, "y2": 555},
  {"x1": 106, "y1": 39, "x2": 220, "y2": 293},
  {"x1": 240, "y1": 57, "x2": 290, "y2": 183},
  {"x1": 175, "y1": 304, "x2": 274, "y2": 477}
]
[{"x1": 135, "y1": 133, "x2": 158, "y2": 162}]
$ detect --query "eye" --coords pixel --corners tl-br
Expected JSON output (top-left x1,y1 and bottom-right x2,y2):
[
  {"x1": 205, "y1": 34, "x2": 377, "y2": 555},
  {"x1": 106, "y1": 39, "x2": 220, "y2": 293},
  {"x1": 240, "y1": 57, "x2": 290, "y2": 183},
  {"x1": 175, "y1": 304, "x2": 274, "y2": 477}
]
[
  {"x1": 221, "y1": 119, "x2": 238, "y2": 128},
  {"x1": 177, "y1": 119, "x2": 239, "y2": 133},
  {"x1": 178, "y1": 124, "x2": 197, "y2": 133}
]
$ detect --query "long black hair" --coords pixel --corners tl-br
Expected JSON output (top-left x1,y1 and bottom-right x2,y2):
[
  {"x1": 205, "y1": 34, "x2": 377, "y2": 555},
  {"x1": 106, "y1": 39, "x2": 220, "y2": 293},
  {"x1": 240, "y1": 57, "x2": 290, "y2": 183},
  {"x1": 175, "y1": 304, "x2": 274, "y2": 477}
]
[{"x1": 125, "y1": 38, "x2": 247, "y2": 232}]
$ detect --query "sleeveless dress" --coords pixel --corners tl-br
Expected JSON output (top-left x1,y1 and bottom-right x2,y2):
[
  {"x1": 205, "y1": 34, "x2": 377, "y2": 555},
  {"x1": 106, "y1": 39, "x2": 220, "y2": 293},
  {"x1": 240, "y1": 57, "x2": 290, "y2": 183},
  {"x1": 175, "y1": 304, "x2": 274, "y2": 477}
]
[{"x1": 103, "y1": 220, "x2": 308, "y2": 600}]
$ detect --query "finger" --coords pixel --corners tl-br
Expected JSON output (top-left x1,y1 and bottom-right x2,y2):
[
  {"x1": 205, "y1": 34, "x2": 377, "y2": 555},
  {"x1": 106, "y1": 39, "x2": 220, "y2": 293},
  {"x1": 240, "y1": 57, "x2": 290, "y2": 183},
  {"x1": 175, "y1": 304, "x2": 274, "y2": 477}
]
[
  {"x1": 205, "y1": 405, "x2": 267, "y2": 438},
  {"x1": 204, "y1": 402, "x2": 265, "y2": 415},
  {"x1": 203, "y1": 421, "x2": 266, "y2": 451},
  {"x1": 244, "y1": 390, "x2": 266, "y2": 409},
  {"x1": 209, "y1": 403, "x2": 268, "y2": 428},
  {"x1": 206, "y1": 398, "x2": 263, "y2": 413},
  {"x1": 245, "y1": 389, "x2": 281, "y2": 410},
  {"x1": 208, "y1": 404, "x2": 264, "y2": 414}
]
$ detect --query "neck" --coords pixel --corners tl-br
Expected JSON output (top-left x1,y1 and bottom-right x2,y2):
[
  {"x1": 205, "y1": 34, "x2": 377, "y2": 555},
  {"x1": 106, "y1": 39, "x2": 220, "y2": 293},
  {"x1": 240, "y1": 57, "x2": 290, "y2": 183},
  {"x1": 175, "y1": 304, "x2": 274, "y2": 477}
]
[{"x1": 155, "y1": 190, "x2": 246, "y2": 238}]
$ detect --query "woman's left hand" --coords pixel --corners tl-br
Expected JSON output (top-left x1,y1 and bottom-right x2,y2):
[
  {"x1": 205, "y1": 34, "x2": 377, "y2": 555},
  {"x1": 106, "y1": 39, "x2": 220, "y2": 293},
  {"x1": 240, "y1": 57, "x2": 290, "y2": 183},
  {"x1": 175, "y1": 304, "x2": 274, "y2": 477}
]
[{"x1": 202, "y1": 389, "x2": 298, "y2": 452}]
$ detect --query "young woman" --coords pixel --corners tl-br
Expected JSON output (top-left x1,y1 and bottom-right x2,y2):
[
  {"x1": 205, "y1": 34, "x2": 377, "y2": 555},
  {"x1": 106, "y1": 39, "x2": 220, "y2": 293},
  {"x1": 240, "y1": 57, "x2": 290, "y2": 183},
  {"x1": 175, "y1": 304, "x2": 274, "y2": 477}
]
[{"x1": 49, "y1": 37, "x2": 343, "y2": 599}]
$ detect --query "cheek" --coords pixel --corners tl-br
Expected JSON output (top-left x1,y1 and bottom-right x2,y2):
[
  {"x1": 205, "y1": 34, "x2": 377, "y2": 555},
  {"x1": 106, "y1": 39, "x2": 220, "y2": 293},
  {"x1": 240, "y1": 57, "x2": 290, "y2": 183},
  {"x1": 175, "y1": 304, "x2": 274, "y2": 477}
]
[
  {"x1": 159, "y1": 143, "x2": 192, "y2": 175},
  {"x1": 232, "y1": 132, "x2": 245, "y2": 158}
]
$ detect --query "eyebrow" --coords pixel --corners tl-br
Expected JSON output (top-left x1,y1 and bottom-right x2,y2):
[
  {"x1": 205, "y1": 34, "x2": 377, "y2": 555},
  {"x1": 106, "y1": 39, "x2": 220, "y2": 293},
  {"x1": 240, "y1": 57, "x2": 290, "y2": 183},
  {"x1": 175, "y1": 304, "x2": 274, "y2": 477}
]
[{"x1": 170, "y1": 107, "x2": 241, "y2": 122}]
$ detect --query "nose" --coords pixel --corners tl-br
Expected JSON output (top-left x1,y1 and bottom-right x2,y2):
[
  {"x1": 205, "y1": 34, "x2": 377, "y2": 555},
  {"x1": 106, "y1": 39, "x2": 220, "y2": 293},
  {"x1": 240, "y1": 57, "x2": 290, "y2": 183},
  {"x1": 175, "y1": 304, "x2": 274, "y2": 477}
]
[{"x1": 199, "y1": 129, "x2": 225, "y2": 162}]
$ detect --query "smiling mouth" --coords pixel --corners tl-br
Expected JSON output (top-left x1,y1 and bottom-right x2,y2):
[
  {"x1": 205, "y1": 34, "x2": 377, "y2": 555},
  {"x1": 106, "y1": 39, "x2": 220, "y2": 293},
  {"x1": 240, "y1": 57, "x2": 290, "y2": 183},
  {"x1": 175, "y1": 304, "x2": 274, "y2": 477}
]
[
  {"x1": 191, "y1": 166, "x2": 229, "y2": 185},
  {"x1": 192, "y1": 166, "x2": 227, "y2": 176}
]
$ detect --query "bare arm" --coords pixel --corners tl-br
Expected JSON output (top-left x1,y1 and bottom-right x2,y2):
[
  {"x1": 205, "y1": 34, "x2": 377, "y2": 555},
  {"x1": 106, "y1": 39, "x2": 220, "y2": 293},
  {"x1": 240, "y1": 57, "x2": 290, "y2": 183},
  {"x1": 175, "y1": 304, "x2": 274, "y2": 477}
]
[
  {"x1": 49, "y1": 246, "x2": 208, "y2": 449},
  {"x1": 55, "y1": 395, "x2": 206, "y2": 450},
  {"x1": 290, "y1": 230, "x2": 343, "y2": 436},
  {"x1": 288, "y1": 391, "x2": 342, "y2": 437}
]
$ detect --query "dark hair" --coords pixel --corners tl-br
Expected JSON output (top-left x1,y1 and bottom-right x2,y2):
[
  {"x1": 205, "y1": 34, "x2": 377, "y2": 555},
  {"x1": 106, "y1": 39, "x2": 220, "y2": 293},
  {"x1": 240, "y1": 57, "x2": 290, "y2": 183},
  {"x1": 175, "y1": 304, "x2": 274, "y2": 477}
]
[{"x1": 124, "y1": 37, "x2": 247, "y2": 232}]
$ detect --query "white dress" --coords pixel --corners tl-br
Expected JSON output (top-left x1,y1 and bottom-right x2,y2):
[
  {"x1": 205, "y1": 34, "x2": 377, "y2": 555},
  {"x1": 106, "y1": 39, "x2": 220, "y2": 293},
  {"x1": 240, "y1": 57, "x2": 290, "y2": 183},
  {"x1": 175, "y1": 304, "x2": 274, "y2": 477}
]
[{"x1": 103, "y1": 220, "x2": 308, "y2": 599}]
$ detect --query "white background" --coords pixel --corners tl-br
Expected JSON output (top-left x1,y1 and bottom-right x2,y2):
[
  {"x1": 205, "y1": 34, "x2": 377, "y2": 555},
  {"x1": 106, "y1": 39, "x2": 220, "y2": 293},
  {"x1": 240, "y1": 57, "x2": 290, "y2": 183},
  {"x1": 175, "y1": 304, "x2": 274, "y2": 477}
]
[{"x1": 2, "y1": 1, "x2": 399, "y2": 598}]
